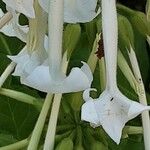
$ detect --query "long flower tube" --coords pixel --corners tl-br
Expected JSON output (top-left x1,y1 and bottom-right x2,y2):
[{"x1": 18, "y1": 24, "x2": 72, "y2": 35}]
[{"x1": 81, "y1": 0, "x2": 150, "y2": 144}]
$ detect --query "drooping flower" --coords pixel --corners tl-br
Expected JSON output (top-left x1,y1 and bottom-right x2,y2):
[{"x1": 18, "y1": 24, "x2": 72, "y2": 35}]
[
  {"x1": 82, "y1": 88, "x2": 150, "y2": 144},
  {"x1": 8, "y1": 0, "x2": 93, "y2": 93},
  {"x1": 38, "y1": 0, "x2": 99, "y2": 23},
  {"x1": 2, "y1": 0, "x2": 35, "y2": 18},
  {"x1": 81, "y1": 0, "x2": 150, "y2": 144}
]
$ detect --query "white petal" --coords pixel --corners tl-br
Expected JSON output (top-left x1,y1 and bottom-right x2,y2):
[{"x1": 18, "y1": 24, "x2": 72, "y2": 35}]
[
  {"x1": 128, "y1": 101, "x2": 150, "y2": 119},
  {"x1": 81, "y1": 61, "x2": 93, "y2": 83},
  {"x1": 3, "y1": 0, "x2": 35, "y2": 18},
  {"x1": 64, "y1": 0, "x2": 99, "y2": 23},
  {"x1": 81, "y1": 100, "x2": 100, "y2": 125},
  {"x1": 38, "y1": 0, "x2": 99, "y2": 23},
  {"x1": 23, "y1": 63, "x2": 92, "y2": 93},
  {"x1": 8, "y1": 47, "x2": 41, "y2": 77},
  {"x1": 8, "y1": 48, "x2": 28, "y2": 76},
  {"x1": 99, "y1": 112, "x2": 125, "y2": 144},
  {"x1": 94, "y1": 96, "x2": 128, "y2": 144},
  {"x1": 83, "y1": 88, "x2": 97, "y2": 102}
]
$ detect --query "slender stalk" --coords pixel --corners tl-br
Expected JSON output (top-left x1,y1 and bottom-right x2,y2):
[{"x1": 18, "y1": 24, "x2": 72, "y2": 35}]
[
  {"x1": 0, "y1": 138, "x2": 28, "y2": 150},
  {"x1": 128, "y1": 47, "x2": 150, "y2": 150},
  {"x1": 0, "y1": 12, "x2": 12, "y2": 29},
  {"x1": 0, "y1": 88, "x2": 42, "y2": 110},
  {"x1": 117, "y1": 50, "x2": 137, "y2": 91},
  {"x1": 44, "y1": 0, "x2": 65, "y2": 147},
  {"x1": 44, "y1": 93, "x2": 62, "y2": 150},
  {"x1": 27, "y1": 94, "x2": 53, "y2": 150},
  {"x1": 102, "y1": 0, "x2": 118, "y2": 92},
  {"x1": 44, "y1": 52, "x2": 68, "y2": 150},
  {"x1": 48, "y1": 0, "x2": 64, "y2": 79},
  {"x1": 0, "y1": 62, "x2": 16, "y2": 87}
]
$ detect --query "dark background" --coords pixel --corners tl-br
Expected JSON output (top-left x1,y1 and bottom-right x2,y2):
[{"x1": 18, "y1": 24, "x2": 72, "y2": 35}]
[{"x1": 118, "y1": 0, "x2": 146, "y2": 11}]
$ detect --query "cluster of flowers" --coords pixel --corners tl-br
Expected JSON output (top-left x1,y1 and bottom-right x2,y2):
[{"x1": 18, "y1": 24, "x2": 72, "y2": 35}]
[{"x1": 0, "y1": 0, "x2": 150, "y2": 145}]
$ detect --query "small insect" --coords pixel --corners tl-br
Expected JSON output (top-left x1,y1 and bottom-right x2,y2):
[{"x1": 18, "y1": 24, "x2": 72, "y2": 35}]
[{"x1": 110, "y1": 98, "x2": 114, "y2": 101}]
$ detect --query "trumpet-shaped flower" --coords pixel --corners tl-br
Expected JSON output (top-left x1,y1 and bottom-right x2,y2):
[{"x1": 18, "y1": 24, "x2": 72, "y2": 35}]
[
  {"x1": 8, "y1": 44, "x2": 93, "y2": 93},
  {"x1": 82, "y1": 89, "x2": 150, "y2": 144},
  {"x1": 0, "y1": 8, "x2": 28, "y2": 42},
  {"x1": 81, "y1": 0, "x2": 150, "y2": 144},
  {"x1": 2, "y1": 0, "x2": 35, "y2": 18},
  {"x1": 8, "y1": 0, "x2": 93, "y2": 93},
  {"x1": 38, "y1": 0, "x2": 99, "y2": 23}
]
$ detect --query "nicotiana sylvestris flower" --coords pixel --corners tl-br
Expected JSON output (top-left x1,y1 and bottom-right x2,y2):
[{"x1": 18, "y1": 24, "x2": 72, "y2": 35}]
[
  {"x1": 8, "y1": 0, "x2": 93, "y2": 93},
  {"x1": 81, "y1": 0, "x2": 150, "y2": 144},
  {"x1": 82, "y1": 88, "x2": 150, "y2": 144},
  {"x1": 23, "y1": 0, "x2": 93, "y2": 93},
  {"x1": 2, "y1": 0, "x2": 35, "y2": 18},
  {"x1": 38, "y1": 0, "x2": 99, "y2": 23},
  {"x1": 0, "y1": 8, "x2": 28, "y2": 42}
]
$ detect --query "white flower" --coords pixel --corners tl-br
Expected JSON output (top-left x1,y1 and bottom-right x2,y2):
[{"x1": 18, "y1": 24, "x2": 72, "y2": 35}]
[
  {"x1": 2, "y1": 0, "x2": 35, "y2": 18},
  {"x1": 82, "y1": 88, "x2": 150, "y2": 144},
  {"x1": 0, "y1": 8, "x2": 28, "y2": 42},
  {"x1": 81, "y1": 0, "x2": 150, "y2": 144},
  {"x1": 8, "y1": 0, "x2": 93, "y2": 93},
  {"x1": 38, "y1": 0, "x2": 99, "y2": 23},
  {"x1": 8, "y1": 45, "x2": 93, "y2": 93}
]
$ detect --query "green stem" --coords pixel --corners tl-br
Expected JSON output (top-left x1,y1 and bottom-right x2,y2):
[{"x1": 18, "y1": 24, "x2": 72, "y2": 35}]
[
  {"x1": 43, "y1": 93, "x2": 62, "y2": 150},
  {"x1": 128, "y1": 47, "x2": 150, "y2": 150},
  {"x1": 0, "y1": 88, "x2": 42, "y2": 111},
  {"x1": 117, "y1": 50, "x2": 137, "y2": 91},
  {"x1": 27, "y1": 94, "x2": 53, "y2": 150},
  {"x1": 0, "y1": 138, "x2": 28, "y2": 150},
  {"x1": 0, "y1": 62, "x2": 16, "y2": 87}
]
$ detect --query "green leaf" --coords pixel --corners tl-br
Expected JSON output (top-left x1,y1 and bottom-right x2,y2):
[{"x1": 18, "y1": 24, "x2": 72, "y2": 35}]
[{"x1": 0, "y1": 95, "x2": 39, "y2": 142}]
